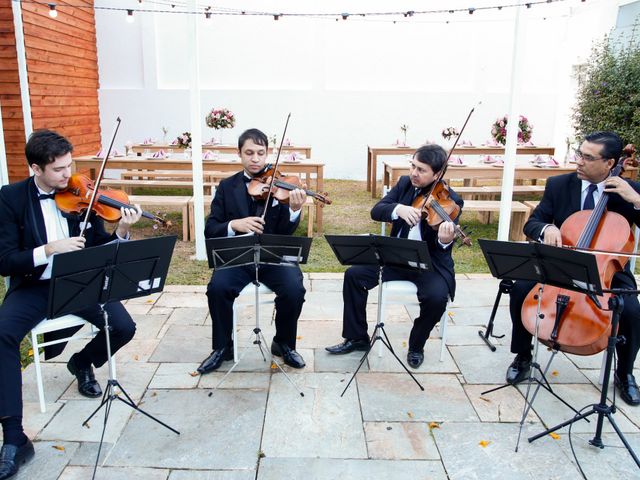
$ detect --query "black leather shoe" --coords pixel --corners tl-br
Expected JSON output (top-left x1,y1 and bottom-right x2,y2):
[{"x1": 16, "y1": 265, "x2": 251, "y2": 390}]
[
  {"x1": 506, "y1": 354, "x2": 532, "y2": 385},
  {"x1": 325, "y1": 338, "x2": 370, "y2": 355},
  {"x1": 0, "y1": 439, "x2": 35, "y2": 480},
  {"x1": 67, "y1": 354, "x2": 102, "y2": 398},
  {"x1": 615, "y1": 373, "x2": 640, "y2": 406},
  {"x1": 271, "y1": 341, "x2": 305, "y2": 369},
  {"x1": 197, "y1": 347, "x2": 234, "y2": 374},
  {"x1": 407, "y1": 350, "x2": 424, "y2": 369}
]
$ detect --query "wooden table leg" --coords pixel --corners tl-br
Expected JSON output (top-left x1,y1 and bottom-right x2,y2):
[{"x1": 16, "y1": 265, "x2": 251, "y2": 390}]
[
  {"x1": 509, "y1": 211, "x2": 527, "y2": 241},
  {"x1": 316, "y1": 166, "x2": 324, "y2": 234},
  {"x1": 371, "y1": 153, "x2": 378, "y2": 198},
  {"x1": 367, "y1": 148, "x2": 372, "y2": 193}
]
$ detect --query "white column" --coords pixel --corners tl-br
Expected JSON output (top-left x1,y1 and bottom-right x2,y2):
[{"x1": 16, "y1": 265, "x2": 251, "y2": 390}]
[
  {"x1": 11, "y1": 0, "x2": 32, "y2": 140},
  {"x1": 187, "y1": 0, "x2": 205, "y2": 260},
  {"x1": 498, "y1": 1, "x2": 525, "y2": 241}
]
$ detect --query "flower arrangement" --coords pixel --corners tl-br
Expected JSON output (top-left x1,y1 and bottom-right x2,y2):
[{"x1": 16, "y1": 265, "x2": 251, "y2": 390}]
[
  {"x1": 441, "y1": 127, "x2": 459, "y2": 141},
  {"x1": 491, "y1": 115, "x2": 533, "y2": 145},
  {"x1": 205, "y1": 108, "x2": 236, "y2": 130},
  {"x1": 400, "y1": 124, "x2": 409, "y2": 145},
  {"x1": 176, "y1": 131, "x2": 192, "y2": 149}
]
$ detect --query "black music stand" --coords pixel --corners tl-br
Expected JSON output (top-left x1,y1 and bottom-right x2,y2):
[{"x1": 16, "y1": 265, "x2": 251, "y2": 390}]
[
  {"x1": 478, "y1": 239, "x2": 606, "y2": 450},
  {"x1": 478, "y1": 278, "x2": 511, "y2": 351},
  {"x1": 48, "y1": 236, "x2": 179, "y2": 480},
  {"x1": 206, "y1": 233, "x2": 312, "y2": 396},
  {"x1": 325, "y1": 234, "x2": 432, "y2": 396}
]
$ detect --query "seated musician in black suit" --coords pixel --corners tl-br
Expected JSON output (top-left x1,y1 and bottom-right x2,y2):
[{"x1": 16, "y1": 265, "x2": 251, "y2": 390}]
[
  {"x1": 326, "y1": 144, "x2": 463, "y2": 368},
  {"x1": 506, "y1": 131, "x2": 640, "y2": 406},
  {"x1": 198, "y1": 128, "x2": 307, "y2": 374},
  {"x1": 0, "y1": 130, "x2": 142, "y2": 479}
]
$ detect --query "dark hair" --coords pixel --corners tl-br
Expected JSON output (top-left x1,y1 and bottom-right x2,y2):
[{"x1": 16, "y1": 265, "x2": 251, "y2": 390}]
[
  {"x1": 238, "y1": 128, "x2": 268, "y2": 151},
  {"x1": 584, "y1": 131, "x2": 623, "y2": 161},
  {"x1": 25, "y1": 130, "x2": 73, "y2": 170},
  {"x1": 413, "y1": 144, "x2": 448, "y2": 173}
]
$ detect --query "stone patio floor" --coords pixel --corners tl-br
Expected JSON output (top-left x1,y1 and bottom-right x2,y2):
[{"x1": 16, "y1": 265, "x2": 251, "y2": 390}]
[{"x1": 14, "y1": 274, "x2": 640, "y2": 479}]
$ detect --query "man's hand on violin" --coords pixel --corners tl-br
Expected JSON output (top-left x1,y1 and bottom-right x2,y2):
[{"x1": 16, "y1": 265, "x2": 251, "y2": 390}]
[
  {"x1": 543, "y1": 225, "x2": 562, "y2": 247},
  {"x1": 288, "y1": 188, "x2": 307, "y2": 212},
  {"x1": 604, "y1": 177, "x2": 640, "y2": 208},
  {"x1": 116, "y1": 205, "x2": 143, "y2": 238},
  {"x1": 45, "y1": 237, "x2": 86, "y2": 256},
  {"x1": 397, "y1": 205, "x2": 422, "y2": 227},
  {"x1": 438, "y1": 221, "x2": 456, "y2": 244},
  {"x1": 230, "y1": 217, "x2": 265, "y2": 235}
]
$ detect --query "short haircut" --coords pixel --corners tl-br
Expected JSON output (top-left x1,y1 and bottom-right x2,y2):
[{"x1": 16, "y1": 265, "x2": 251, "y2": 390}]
[
  {"x1": 584, "y1": 131, "x2": 623, "y2": 161},
  {"x1": 25, "y1": 130, "x2": 73, "y2": 170},
  {"x1": 413, "y1": 144, "x2": 448, "y2": 174},
  {"x1": 238, "y1": 128, "x2": 268, "y2": 151}
]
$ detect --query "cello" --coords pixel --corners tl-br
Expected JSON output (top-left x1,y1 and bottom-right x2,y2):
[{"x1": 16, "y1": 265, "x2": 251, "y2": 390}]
[{"x1": 520, "y1": 155, "x2": 635, "y2": 355}]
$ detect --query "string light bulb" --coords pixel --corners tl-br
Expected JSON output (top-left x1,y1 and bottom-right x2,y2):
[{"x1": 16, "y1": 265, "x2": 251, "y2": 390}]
[
  {"x1": 126, "y1": 9, "x2": 134, "y2": 23},
  {"x1": 274, "y1": 14, "x2": 280, "y2": 21},
  {"x1": 341, "y1": 13, "x2": 349, "y2": 20},
  {"x1": 48, "y1": 3, "x2": 58, "y2": 18},
  {"x1": 468, "y1": 7, "x2": 475, "y2": 15},
  {"x1": 205, "y1": 11, "x2": 211, "y2": 19}
]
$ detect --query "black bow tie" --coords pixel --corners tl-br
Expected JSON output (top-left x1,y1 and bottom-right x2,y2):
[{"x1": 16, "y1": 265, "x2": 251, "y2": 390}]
[
  {"x1": 243, "y1": 175, "x2": 252, "y2": 183},
  {"x1": 38, "y1": 192, "x2": 56, "y2": 201}
]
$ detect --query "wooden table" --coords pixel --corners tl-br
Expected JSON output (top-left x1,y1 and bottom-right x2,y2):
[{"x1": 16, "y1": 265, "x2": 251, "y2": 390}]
[
  {"x1": 73, "y1": 156, "x2": 325, "y2": 234},
  {"x1": 132, "y1": 144, "x2": 312, "y2": 159},
  {"x1": 382, "y1": 161, "x2": 638, "y2": 191},
  {"x1": 367, "y1": 145, "x2": 556, "y2": 197}
]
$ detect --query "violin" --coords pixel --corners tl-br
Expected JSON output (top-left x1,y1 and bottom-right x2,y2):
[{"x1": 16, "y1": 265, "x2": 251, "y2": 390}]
[
  {"x1": 521, "y1": 156, "x2": 634, "y2": 355},
  {"x1": 55, "y1": 173, "x2": 169, "y2": 226},
  {"x1": 247, "y1": 164, "x2": 332, "y2": 206},
  {"x1": 412, "y1": 181, "x2": 471, "y2": 246}
]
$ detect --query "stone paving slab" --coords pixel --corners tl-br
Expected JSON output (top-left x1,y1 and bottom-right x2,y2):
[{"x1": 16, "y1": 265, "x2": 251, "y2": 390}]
[
  {"x1": 68, "y1": 441, "x2": 114, "y2": 466},
  {"x1": 167, "y1": 307, "x2": 209, "y2": 326},
  {"x1": 21, "y1": 362, "x2": 74, "y2": 404},
  {"x1": 358, "y1": 373, "x2": 478, "y2": 423},
  {"x1": 364, "y1": 421, "x2": 440, "y2": 460},
  {"x1": 169, "y1": 471, "x2": 256, "y2": 480},
  {"x1": 444, "y1": 305, "x2": 510, "y2": 327},
  {"x1": 463, "y1": 384, "x2": 540, "y2": 424},
  {"x1": 150, "y1": 325, "x2": 212, "y2": 363},
  {"x1": 198, "y1": 371, "x2": 271, "y2": 390},
  {"x1": 433, "y1": 422, "x2": 582, "y2": 479},
  {"x1": 257, "y1": 458, "x2": 448, "y2": 479},
  {"x1": 22, "y1": 401, "x2": 63, "y2": 438},
  {"x1": 60, "y1": 466, "x2": 170, "y2": 479},
  {"x1": 131, "y1": 313, "x2": 170, "y2": 338},
  {"x1": 15, "y1": 441, "x2": 80, "y2": 480},
  {"x1": 148, "y1": 363, "x2": 201, "y2": 389},
  {"x1": 262, "y1": 372, "x2": 367, "y2": 459},
  {"x1": 156, "y1": 292, "x2": 208, "y2": 308},
  {"x1": 107, "y1": 389, "x2": 267, "y2": 470}
]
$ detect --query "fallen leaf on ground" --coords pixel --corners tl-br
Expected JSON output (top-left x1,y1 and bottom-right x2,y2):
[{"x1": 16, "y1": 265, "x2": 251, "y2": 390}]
[
  {"x1": 429, "y1": 422, "x2": 441, "y2": 430},
  {"x1": 407, "y1": 412, "x2": 414, "y2": 418},
  {"x1": 189, "y1": 371, "x2": 199, "y2": 377},
  {"x1": 52, "y1": 445, "x2": 65, "y2": 451},
  {"x1": 549, "y1": 432, "x2": 561, "y2": 440},
  {"x1": 551, "y1": 370, "x2": 559, "y2": 377},
  {"x1": 479, "y1": 440, "x2": 491, "y2": 448}
]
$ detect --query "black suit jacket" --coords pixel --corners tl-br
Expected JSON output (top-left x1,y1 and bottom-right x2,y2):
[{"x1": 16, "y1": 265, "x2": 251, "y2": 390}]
[
  {"x1": 524, "y1": 173, "x2": 640, "y2": 240},
  {"x1": 372, "y1": 175, "x2": 463, "y2": 298},
  {"x1": 0, "y1": 177, "x2": 119, "y2": 357},
  {"x1": 204, "y1": 171, "x2": 300, "y2": 238}
]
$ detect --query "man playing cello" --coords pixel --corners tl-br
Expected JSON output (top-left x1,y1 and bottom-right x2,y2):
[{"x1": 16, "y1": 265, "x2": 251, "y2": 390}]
[{"x1": 506, "y1": 131, "x2": 640, "y2": 406}]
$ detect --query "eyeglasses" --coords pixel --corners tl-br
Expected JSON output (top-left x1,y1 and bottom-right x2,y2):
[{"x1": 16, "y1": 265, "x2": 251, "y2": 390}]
[{"x1": 574, "y1": 149, "x2": 603, "y2": 162}]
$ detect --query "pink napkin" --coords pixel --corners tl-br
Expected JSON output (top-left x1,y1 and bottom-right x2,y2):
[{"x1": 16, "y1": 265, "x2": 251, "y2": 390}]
[
  {"x1": 142, "y1": 138, "x2": 153, "y2": 145},
  {"x1": 521, "y1": 140, "x2": 535, "y2": 146},
  {"x1": 171, "y1": 139, "x2": 178, "y2": 145},
  {"x1": 459, "y1": 139, "x2": 473, "y2": 147},
  {"x1": 152, "y1": 150, "x2": 166, "y2": 158},
  {"x1": 531, "y1": 155, "x2": 545, "y2": 165},
  {"x1": 284, "y1": 152, "x2": 300, "y2": 162},
  {"x1": 448, "y1": 155, "x2": 465, "y2": 166},
  {"x1": 95, "y1": 148, "x2": 120, "y2": 157},
  {"x1": 482, "y1": 155, "x2": 497, "y2": 164},
  {"x1": 283, "y1": 138, "x2": 292, "y2": 146},
  {"x1": 483, "y1": 138, "x2": 501, "y2": 146},
  {"x1": 203, "y1": 151, "x2": 215, "y2": 160}
]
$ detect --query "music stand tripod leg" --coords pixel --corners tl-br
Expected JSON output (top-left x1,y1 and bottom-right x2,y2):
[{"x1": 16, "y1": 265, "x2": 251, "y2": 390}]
[
  {"x1": 527, "y1": 295, "x2": 640, "y2": 469},
  {"x1": 341, "y1": 267, "x2": 424, "y2": 397},
  {"x1": 478, "y1": 279, "x2": 510, "y2": 351},
  {"x1": 82, "y1": 306, "x2": 180, "y2": 480}
]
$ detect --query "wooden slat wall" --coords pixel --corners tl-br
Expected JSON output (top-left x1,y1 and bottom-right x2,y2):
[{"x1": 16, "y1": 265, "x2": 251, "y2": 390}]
[{"x1": 0, "y1": 0, "x2": 101, "y2": 181}]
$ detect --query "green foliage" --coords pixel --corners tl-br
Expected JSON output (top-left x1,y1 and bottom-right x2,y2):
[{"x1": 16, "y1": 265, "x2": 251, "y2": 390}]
[{"x1": 573, "y1": 25, "x2": 640, "y2": 146}]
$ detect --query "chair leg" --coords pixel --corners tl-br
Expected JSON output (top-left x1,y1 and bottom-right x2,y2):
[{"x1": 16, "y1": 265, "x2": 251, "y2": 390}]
[
  {"x1": 31, "y1": 331, "x2": 46, "y2": 413},
  {"x1": 439, "y1": 309, "x2": 448, "y2": 362},
  {"x1": 232, "y1": 304, "x2": 239, "y2": 363}
]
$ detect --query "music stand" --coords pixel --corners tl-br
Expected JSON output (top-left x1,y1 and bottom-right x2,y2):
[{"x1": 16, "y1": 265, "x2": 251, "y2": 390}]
[
  {"x1": 478, "y1": 239, "x2": 605, "y2": 450},
  {"x1": 48, "y1": 236, "x2": 179, "y2": 480},
  {"x1": 325, "y1": 234, "x2": 432, "y2": 396},
  {"x1": 206, "y1": 233, "x2": 312, "y2": 396}
]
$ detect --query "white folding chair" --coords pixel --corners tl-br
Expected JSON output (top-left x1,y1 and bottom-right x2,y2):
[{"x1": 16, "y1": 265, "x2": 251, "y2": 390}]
[
  {"x1": 378, "y1": 186, "x2": 449, "y2": 362},
  {"x1": 231, "y1": 283, "x2": 275, "y2": 363}
]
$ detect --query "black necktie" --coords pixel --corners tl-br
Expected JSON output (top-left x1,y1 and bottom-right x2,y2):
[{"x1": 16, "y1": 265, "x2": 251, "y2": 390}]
[
  {"x1": 583, "y1": 184, "x2": 597, "y2": 210},
  {"x1": 38, "y1": 192, "x2": 56, "y2": 201}
]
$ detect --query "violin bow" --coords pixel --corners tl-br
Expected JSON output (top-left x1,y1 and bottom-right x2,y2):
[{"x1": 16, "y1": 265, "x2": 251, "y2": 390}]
[
  {"x1": 421, "y1": 103, "x2": 478, "y2": 204},
  {"x1": 79, "y1": 117, "x2": 122, "y2": 237},
  {"x1": 259, "y1": 112, "x2": 292, "y2": 222}
]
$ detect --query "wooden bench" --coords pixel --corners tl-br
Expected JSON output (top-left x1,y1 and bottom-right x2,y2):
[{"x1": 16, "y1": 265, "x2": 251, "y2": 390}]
[
  {"x1": 122, "y1": 170, "x2": 235, "y2": 184},
  {"x1": 460, "y1": 200, "x2": 531, "y2": 241},
  {"x1": 454, "y1": 185, "x2": 545, "y2": 200},
  {"x1": 187, "y1": 196, "x2": 316, "y2": 241},
  {"x1": 101, "y1": 178, "x2": 216, "y2": 195},
  {"x1": 523, "y1": 200, "x2": 540, "y2": 213},
  {"x1": 128, "y1": 195, "x2": 191, "y2": 241}
]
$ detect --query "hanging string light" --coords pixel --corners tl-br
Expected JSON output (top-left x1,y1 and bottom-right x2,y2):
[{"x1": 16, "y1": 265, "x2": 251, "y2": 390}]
[
  {"x1": 48, "y1": 3, "x2": 57, "y2": 18},
  {"x1": 126, "y1": 9, "x2": 134, "y2": 23}
]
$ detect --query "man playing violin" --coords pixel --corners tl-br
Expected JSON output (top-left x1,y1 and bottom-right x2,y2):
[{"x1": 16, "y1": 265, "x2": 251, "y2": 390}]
[
  {"x1": 326, "y1": 144, "x2": 463, "y2": 368},
  {"x1": 0, "y1": 130, "x2": 142, "y2": 479},
  {"x1": 506, "y1": 131, "x2": 640, "y2": 406},
  {"x1": 198, "y1": 128, "x2": 308, "y2": 374}
]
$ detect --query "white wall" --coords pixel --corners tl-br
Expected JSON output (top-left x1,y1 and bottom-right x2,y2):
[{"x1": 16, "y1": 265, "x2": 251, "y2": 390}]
[{"x1": 95, "y1": 0, "x2": 625, "y2": 179}]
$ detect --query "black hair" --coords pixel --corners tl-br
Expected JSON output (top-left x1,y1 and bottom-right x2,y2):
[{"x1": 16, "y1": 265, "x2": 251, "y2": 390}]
[
  {"x1": 25, "y1": 130, "x2": 73, "y2": 170},
  {"x1": 413, "y1": 144, "x2": 447, "y2": 174},
  {"x1": 584, "y1": 131, "x2": 623, "y2": 161},
  {"x1": 238, "y1": 128, "x2": 268, "y2": 151}
]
